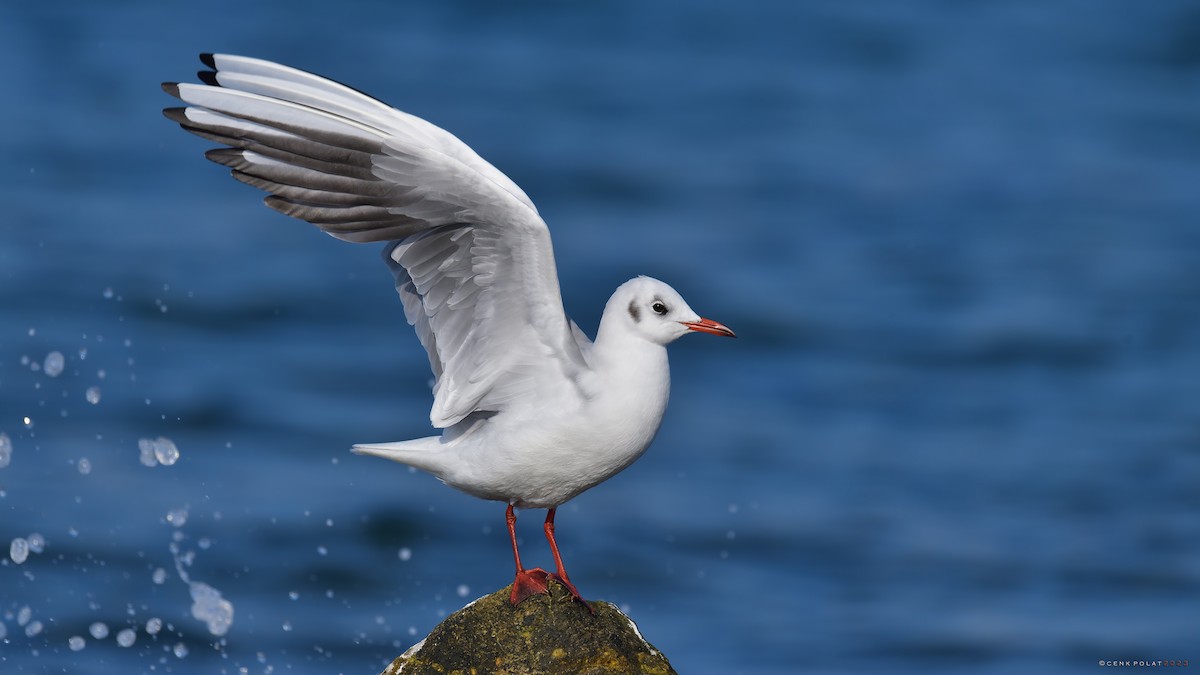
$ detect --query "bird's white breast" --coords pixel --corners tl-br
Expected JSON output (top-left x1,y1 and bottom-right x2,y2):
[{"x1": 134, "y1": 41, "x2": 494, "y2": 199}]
[{"x1": 441, "y1": 343, "x2": 671, "y2": 508}]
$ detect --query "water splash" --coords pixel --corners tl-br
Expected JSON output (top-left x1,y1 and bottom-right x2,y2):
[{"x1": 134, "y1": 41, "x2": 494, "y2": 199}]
[
  {"x1": 168, "y1": 510, "x2": 235, "y2": 638},
  {"x1": 136, "y1": 436, "x2": 181, "y2": 467},
  {"x1": 43, "y1": 351, "x2": 65, "y2": 377},
  {"x1": 137, "y1": 438, "x2": 158, "y2": 467},
  {"x1": 115, "y1": 627, "x2": 137, "y2": 647},
  {"x1": 166, "y1": 508, "x2": 188, "y2": 528},
  {"x1": 10, "y1": 537, "x2": 29, "y2": 564},
  {"x1": 153, "y1": 437, "x2": 180, "y2": 466},
  {"x1": 0, "y1": 433, "x2": 12, "y2": 468},
  {"x1": 189, "y1": 582, "x2": 234, "y2": 637}
]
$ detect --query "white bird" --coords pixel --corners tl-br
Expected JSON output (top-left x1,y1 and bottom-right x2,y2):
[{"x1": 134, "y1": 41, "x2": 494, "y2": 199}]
[{"x1": 163, "y1": 54, "x2": 735, "y2": 609}]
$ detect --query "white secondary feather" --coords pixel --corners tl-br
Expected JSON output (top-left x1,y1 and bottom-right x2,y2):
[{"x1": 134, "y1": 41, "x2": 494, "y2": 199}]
[{"x1": 164, "y1": 54, "x2": 733, "y2": 509}]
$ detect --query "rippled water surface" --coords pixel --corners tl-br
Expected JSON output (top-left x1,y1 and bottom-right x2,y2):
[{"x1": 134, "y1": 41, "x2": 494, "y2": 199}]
[{"x1": 2, "y1": 2, "x2": 1198, "y2": 673}]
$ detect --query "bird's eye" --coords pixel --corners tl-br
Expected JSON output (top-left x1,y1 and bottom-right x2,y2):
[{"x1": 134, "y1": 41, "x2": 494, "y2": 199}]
[{"x1": 651, "y1": 301, "x2": 668, "y2": 315}]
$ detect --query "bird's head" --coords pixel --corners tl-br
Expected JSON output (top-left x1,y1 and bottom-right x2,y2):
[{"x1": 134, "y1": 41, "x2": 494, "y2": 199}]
[{"x1": 608, "y1": 276, "x2": 736, "y2": 346}]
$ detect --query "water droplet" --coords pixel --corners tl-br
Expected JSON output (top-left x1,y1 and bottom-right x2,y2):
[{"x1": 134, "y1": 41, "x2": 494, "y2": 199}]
[
  {"x1": 17, "y1": 605, "x2": 32, "y2": 626},
  {"x1": 173, "y1": 642, "x2": 189, "y2": 658},
  {"x1": 103, "y1": 287, "x2": 114, "y2": 299},
  {"x1": 456, "y1": 584, "x2": 470, "y2": 598},
  {"x1": 398, "y1": 547, "x2": 412, "y2": 562},
  {"x1": 23, "y1": 416, "x2": 33, "y2": 429},
  {"x1": 145, "y1": 617, "x2": 162, "y2": 635},
  {"x1": 43, "y1": 351, "x2": 65, "y2": 377},
  {"x1": 138, "y1": 438, "x2": 158, "y2": 467},
  {"x1": 281, "y1": 621, "x2": 292, "y2": 632},
  {"x1": 152, "y1": 567, "x2": 168, "y2": 584},
  {"x1": 89, "y1": 621, "x2": 110, "y2": 639},
  {"x1": 316, "y1": 545, "x2": 327, "y2": 556},
  {"x1": 116, "y1": 627, "x2": 136, "y2": 647},
  {"x1": 153, "y1": 437, "x2": 180, "y2": 466},
  {"x1": 166, "y1": 508, "x2": 188, "y2": 527},
  {"x1": 25, "y1": 620, "x2": 44, "y2": 637},
  {"x1": 78, "y1": 458, "x2": 92, "y2": 475},
  {"x1": 10, "y1": 537, "x2": 29, "y2": 564},
  {"x1": 27, "y1": 532, "x2": 45, "y2": 553},
  {"x1": 78, "y1": 347, "x2": 88, "y2": 360},
  {"x1": 86, "y1": 386, "x2": 102, "y2": 404},
  {"x1": 189, "y1": 581, "x2": 234, "y2": 636},
  {"x1": 288, "y1": 591, "x2": 299, "y2": 601},
  {"x1": 0, "y1": 433, "x2": 12, "y2": 468},
  {"x1": 68, "y1": 635, "x2": 86, "y2": 651}
]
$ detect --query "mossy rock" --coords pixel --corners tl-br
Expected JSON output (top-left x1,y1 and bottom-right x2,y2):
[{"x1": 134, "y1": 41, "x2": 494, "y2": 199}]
[{"x1": 381, "y1": 581, "x2": 676, "y2": 675}]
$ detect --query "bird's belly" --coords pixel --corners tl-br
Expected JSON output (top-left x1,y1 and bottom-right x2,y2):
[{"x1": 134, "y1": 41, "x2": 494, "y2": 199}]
[{"x1": 444, "y1": 402, "x2": 663, "y2": 509}]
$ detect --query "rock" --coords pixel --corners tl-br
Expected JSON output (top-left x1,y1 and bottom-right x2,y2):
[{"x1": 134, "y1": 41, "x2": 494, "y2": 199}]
[{"x1": 381, "y1": 580, "x2": 676, "y2": 675}]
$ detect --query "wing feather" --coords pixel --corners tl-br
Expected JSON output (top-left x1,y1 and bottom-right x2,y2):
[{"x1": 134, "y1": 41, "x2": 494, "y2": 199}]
[{"x1": 165, "y1": 54, "x2": 588, "y2": 427}]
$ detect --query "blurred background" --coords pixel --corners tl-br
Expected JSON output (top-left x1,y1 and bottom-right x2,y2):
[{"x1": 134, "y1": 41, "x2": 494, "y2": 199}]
[{"x1": 2, "y1": 1, "x2": 1198, "y2": 673}]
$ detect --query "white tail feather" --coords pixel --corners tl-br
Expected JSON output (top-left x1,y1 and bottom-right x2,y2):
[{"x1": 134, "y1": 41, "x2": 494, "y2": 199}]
[{"x1": 352, "y1": 437, "x2": 446, "y2": 475}]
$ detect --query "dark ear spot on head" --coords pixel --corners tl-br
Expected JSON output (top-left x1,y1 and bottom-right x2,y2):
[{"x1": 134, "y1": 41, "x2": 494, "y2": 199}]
[{"x1": 627, "y1": 300, "x2": 641, "y2": 322}]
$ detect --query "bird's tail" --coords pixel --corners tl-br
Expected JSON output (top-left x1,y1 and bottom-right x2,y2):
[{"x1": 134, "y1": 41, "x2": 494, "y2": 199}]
[{"x1": 352, "y1": 437, "x2": 446, "y2": 476}]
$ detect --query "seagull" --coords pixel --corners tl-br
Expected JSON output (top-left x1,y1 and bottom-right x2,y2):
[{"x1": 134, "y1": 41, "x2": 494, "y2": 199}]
[{"x1": 163, "y1": 54, "x2": 735, "y2": 609}]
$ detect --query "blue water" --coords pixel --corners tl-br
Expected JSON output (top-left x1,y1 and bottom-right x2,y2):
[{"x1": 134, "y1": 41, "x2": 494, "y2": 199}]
[{"x1": 2, "y1": 1, "x2": 1198, "y2": 673}]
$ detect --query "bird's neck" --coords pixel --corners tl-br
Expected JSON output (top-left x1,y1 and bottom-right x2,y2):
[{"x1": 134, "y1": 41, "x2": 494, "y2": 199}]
[{"x1": 591, "y1": 319, "x2": 671, "y2": 413}]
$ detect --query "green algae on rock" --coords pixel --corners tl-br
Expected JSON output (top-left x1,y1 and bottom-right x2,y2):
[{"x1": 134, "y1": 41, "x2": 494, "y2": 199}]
[{"x1": 381, "y1": 581, "x2": 676, "y2": 675}]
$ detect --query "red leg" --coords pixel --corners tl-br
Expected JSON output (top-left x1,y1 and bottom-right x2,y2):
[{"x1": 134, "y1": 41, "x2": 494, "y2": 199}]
[
  {"x1": 543, "y1": 508, "x2": 592, "y2": 612},
  {"x1": 507, "y1": 504, "x2": 548, "y2": 606}
]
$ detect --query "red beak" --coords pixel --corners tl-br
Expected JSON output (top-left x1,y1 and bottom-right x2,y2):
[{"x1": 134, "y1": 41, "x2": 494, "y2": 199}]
[{"x1": 681, "y1": 317, "x2": 736, "y2": 338}]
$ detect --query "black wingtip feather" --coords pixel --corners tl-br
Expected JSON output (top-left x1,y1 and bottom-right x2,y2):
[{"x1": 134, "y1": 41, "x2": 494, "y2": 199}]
[
  {"x1": 205, "y1": 148, "x2": 245, "y2": 167},
  {"x1": 198, "y1": 70, "x2": 219, "y2": 86},
  {"x1": 161, "y1": 82, "x2": 180, "y2": 97},
  {"x1": 162, "y1": 107, "x2": 189, "y2": 123},
  {"x1": 199, "y1": 53, "x2": 216, "y2": 69}
]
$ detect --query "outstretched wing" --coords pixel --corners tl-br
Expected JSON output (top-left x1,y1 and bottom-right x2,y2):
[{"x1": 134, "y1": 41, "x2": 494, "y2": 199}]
[{"x1": 164, "y1": 53, "x2": 589, "y2": 427}]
